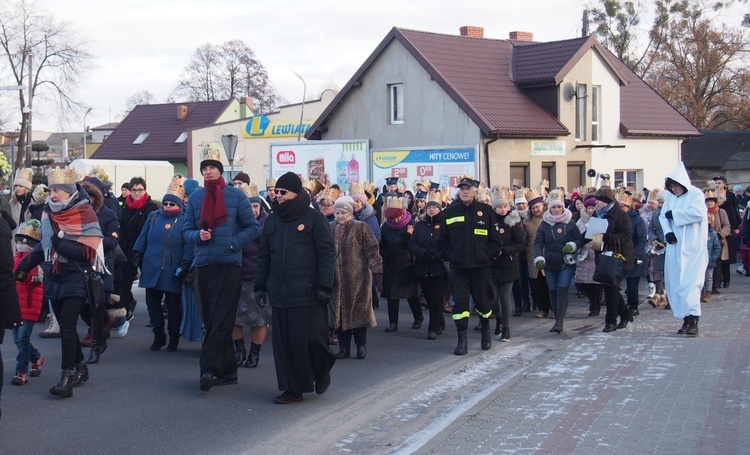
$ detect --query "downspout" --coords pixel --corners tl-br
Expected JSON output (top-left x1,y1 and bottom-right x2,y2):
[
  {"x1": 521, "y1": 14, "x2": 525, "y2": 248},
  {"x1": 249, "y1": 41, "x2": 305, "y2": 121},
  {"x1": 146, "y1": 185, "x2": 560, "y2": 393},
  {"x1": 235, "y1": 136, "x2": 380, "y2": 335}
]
[{"x1": 484, "y1": 136, "x2": 500, "y2": 186}]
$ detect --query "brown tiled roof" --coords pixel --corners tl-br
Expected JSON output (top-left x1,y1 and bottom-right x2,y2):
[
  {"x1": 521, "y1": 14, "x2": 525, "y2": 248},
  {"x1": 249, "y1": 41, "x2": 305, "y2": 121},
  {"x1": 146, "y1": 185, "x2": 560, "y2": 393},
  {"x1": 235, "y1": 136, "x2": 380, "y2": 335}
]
[
  {"x1": 91, "y1": 100, "x2": 235, "y2": 161},
  {"x1": 307, "y1": 27, "x2": 699, "y2": 139}
]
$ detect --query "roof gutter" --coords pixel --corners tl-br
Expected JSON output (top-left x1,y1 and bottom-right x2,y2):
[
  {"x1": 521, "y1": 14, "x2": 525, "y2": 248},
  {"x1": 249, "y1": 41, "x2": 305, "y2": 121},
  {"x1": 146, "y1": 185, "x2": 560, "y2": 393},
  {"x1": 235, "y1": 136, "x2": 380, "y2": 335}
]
[{"x1": 484, "y1": 136, "x2": 500, "y2": 186}]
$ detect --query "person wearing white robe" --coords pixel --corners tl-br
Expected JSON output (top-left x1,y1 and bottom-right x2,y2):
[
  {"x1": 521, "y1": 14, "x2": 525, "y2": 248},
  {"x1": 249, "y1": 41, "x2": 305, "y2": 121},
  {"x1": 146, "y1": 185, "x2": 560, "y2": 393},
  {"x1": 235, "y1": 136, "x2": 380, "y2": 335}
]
[{"x1": 659, "y1": 162, "x2": 708, "y2": 335}]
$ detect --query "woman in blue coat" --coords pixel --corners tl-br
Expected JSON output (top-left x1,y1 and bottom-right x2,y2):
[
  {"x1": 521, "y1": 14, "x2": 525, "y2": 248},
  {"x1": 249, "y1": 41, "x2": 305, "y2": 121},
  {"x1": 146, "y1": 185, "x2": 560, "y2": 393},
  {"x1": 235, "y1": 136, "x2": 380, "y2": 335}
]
[{"x1": 133, "y1": 179, "x2": 193, "y2": 352}]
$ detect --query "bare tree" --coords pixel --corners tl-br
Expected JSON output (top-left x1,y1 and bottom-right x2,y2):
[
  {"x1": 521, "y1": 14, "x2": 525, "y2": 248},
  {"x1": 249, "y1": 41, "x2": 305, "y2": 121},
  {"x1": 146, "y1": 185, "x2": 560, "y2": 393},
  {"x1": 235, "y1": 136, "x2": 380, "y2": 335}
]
[
  {"x1": 0, "y1": 0, "x2": 93, "y2": 168},
  {"x1": 122, "y1": 90, "x2": 157, "y2": 118},
  {"x1": 171, "y1": 40, "x2": 282, "y2": 114}
]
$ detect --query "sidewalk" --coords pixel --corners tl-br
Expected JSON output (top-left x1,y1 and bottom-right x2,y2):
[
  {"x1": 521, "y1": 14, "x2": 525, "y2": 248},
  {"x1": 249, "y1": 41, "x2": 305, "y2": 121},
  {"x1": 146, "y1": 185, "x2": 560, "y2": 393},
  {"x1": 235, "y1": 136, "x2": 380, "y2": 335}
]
[{"x1": 417, "y1": 271, "x2": 750, "y2": 454}]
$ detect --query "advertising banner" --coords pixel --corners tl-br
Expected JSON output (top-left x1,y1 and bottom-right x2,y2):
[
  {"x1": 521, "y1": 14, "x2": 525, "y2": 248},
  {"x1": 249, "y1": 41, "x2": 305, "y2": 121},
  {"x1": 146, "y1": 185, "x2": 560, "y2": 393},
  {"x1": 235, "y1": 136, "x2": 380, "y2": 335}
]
[
  {"x1": 269, "y1": 140, "x2": 369, "y2": 195},
  {"x1": 371, "y1": 146, "x2": 478, "y2": 191}
]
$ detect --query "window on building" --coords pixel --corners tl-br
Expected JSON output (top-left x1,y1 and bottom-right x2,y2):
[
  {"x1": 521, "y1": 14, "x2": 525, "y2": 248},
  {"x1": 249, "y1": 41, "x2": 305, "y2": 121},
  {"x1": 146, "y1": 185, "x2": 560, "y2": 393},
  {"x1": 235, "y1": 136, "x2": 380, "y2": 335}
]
[
  {"x1": 542, "y1": 162, "x2": 556, "y2": 189},
  {"x1": 575, "y1": 84, "x2": 587, "y2": 141},
  {"x1": 615, "y1": 170, "x2": 637, "y2": 189},
  {"x1": 591, "y1": 86, "x2": 601, "y2": 142},
  {"x1": 510, "y1": 163, "x2": 529, "y2": 190},
  {"x1": 133, "y1": 132, "x2": 150, "y2": 145},
  {"x1": 175, "y1": 131, "x2": 188, "y2": 144},
  {"x1": 389, "y1": 83, "x2": 404, "y2": 124}
]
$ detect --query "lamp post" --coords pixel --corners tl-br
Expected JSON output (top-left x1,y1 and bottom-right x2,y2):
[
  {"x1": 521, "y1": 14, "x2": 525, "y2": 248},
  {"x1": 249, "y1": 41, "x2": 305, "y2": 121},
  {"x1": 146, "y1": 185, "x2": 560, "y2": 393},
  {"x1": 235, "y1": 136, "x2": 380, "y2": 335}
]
[
  {"x1": 83, "y1": 107, "x2": 92, "y2": 158},
  {"x1": 290, "y1": 69, "x2": 306, "y2": 141},
  {"x1": 221, "y1": 134, "x2": 239, "y2": 180}
]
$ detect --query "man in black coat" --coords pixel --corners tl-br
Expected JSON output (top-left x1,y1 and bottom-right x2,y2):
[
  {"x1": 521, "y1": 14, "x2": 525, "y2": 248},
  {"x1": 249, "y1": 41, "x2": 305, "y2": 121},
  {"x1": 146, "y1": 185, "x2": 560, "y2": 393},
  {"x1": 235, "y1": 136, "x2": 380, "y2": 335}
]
[
  {"x1": 1, "y1": 196, "x2": 23, "y2": 421},
  {"x1": 436, "y1": 177, "x2": 502, "y2": 355}
]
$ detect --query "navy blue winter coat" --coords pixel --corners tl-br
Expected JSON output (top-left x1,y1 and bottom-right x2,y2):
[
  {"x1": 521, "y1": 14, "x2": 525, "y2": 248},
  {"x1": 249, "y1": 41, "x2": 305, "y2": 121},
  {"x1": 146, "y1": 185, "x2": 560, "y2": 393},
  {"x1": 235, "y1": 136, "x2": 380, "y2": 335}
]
[
  {"x1": 134, "y1": 207, "x2": 193, "y2": 294},
  {"x1": 626, "y1": 207, "x2": 648, "y2": 278}
]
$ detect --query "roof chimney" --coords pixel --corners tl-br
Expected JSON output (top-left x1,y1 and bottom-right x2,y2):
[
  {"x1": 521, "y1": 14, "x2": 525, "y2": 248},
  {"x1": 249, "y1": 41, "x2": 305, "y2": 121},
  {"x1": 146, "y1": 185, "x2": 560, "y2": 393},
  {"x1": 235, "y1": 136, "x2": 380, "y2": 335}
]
[
  {"x1": 509, "y1": 31, "x2": 534, "y2": 42},
  {"x1": 177, "y1": 105, "x2": 188, "y2": 121},
  {"x1": 460, "y1": 26, "x2": 484, "y2": 38}
]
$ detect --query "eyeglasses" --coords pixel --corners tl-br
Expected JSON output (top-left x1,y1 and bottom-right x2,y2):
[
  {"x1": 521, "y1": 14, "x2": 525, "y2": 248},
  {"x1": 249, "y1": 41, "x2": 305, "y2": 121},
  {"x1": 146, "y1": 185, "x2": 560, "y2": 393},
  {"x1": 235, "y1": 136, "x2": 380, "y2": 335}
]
[
  {"x1": 131, "y1": 188, "x2": 145, "y2": 193},
  {"x1": 276, "y1": 189, "x2": 289, "y2": 196},
  {"x1": 163, "y1": 202, "x2": 177, "y2": 207},
  {"x1": 320, "y1": 203, "x2": 333, "y2": 208}
]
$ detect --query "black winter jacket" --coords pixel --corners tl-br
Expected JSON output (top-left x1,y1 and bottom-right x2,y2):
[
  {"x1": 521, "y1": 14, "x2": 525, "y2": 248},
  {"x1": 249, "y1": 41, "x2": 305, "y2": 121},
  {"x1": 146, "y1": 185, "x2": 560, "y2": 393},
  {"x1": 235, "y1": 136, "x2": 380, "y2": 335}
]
[
  {"x1": 491, "y1": 210, "x2": 526, "y2": 283},
  {"x1": 436, "y1": 200, "x2": 502, "y2": 269},
  {"x1": 409, "y1": 212, "x2": 447, "y2": 279}
]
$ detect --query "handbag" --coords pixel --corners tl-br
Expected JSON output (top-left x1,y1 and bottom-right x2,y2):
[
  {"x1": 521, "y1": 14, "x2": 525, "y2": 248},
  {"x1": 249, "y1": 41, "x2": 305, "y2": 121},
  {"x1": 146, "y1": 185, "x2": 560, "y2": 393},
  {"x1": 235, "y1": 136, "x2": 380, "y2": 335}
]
[
  {"x1": 83, "y1": 270, "x2": 106, "y2": 309},
  {"x1": 563, "y1": 253, "x2": 578, "y2": 265},
  {"x1": 593, "y1": 238, "x2": 627, "y2": 286}
]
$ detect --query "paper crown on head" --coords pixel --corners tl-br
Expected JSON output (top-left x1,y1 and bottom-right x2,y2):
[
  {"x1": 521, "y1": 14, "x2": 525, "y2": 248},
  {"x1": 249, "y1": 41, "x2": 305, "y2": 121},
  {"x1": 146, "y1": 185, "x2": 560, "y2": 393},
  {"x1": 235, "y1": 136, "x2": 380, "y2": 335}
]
[
  {"x1": 514, "y1": 188, "x2": 528, "y2": 204},
  {"x1": 14, "y1": 168, "x2": 34, "y2": 188},
  {"x1": 349, "y1": 182, "x2": 365, "y2": 196},
  {"x1": 242, "y1": 182, "x2": 259, "y2": 199},
  {"x1": 631, "y1": 190, "x2": 644, "y2": 204},
  {"x1": 647, "y1": 188, "x2": 660, "y2": 204},
  {"x1": 383, "y1": 195, "x2": 405, "y2": 210},
  {"x1": 319, "y1": 186, "x2": 340, "y2": 202},
  {"x1": 526, "y1": 188, "x2": 544, "y2": 206},
  {"x1": 47, "y1": 167, "x2": 77, "y2": 185},
  {"x1": 362, "y1": 181, "x2": 376, "y2": 195},
  {"x1": 704, "y1": 189, "x2": 718, "y2": 201},
  {"x1": 426, "y1": 191, "x2": 443, "y2": 205},
  {"x1": 15, "y1": 219, "x2": 42, "y2": 243},
  {"x1": 88, "y1": 166, "x2": 109, "y2": 182},
  {"x1": 413, "y1": 178, "x2": 430, "y2": 193},
  {"x1": 302, "y1": 178, "x2": 325, "y2": 197},
  {"x1": 512, "y1": 178, "x2": 523, "y2": 187},
  {"x1": 266, "y1": 177, "x2": 276, "y2": 189},
  {"x1": 615, "y1": 188, "x2": 632, "y2": 207},
  {"x1": 491, "y1": 186, "x2": 513, "y2": 203},
  {"x1": 536, "y1": 180, "x2": 550, "y2": 197},
  {"x1": 31, "y1": 183, "x2": 49, "y2": 204},
  {"x1": 199, "y1": 144, "x2": 222, "y2": 163},
  {"x1": 548, "y1": 189, "x2": 566, "y2": 203},
  {"x1": 166, "y1": 174, "x2": 186, "y2": 199}
]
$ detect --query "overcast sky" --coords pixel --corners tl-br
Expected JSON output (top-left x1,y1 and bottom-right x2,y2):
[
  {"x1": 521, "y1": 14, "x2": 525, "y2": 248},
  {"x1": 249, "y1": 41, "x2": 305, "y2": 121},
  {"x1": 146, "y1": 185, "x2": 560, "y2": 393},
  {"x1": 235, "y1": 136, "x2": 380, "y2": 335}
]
[{"x1": 6, "y1": 0, "x2": 747, "y2": 132}]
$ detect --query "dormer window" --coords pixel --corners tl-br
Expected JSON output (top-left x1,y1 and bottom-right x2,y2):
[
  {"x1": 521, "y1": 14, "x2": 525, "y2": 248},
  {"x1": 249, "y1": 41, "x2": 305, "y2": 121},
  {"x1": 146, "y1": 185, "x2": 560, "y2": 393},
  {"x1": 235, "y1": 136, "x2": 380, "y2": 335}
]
[
  {"x1": 133, "y1": 132, "x2": 150, "y2": 145},
  {"x1": 175, "y1": 131, "x2": 188, "y2": 144}
]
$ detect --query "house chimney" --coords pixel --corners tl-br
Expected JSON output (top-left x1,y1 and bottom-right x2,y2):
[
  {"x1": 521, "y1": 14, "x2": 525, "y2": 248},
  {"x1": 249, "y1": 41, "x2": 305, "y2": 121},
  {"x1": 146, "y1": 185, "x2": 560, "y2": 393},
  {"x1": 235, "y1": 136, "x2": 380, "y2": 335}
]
[
  {"x1": 177, "y1": 105, "x2": 188, "y2": 121},
  {"x1": 240, "y1": 96, "x2": 254, "y2": 118},
  {"x1": 459, "y1": 26, "x2": 484, "y2": 38},
  {"x1": 509, "y1": 31, "x2": 534, "y2": 42}
]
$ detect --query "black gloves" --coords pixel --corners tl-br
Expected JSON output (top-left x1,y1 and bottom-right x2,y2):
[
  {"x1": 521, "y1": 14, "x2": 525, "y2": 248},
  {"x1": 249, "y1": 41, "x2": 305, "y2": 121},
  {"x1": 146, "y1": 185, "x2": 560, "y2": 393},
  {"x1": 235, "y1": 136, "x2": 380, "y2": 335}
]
[
  {"x1": 666, "y1": 232, "x2": 677, "y2": 244},
  {"x1": 175, "y1": 260, "x2": 191, "y2": 281},
  {"x1": 665, "y1": 210, "x2": 673, "y2": 220},
  {"x1": 131, "y1": 251, "x2": 142, "y2": 268},
  {"x1": 254, "y1": 291, "x2": 268, "y2": 308},
  {"x1": 316, "y1": 290, "x2": 331, "y2": 305}
]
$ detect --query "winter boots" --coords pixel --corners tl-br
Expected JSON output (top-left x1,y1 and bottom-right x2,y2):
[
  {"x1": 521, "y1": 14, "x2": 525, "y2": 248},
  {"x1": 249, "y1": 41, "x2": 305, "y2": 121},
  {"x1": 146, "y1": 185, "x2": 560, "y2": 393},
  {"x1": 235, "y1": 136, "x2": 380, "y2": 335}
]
[
  {"x1": 454, "y1": 330, "x2": 468, "y2": 355},
  {"x1": 550, "y1": 288, "x2": 569, "y2": 333},
  {"x1": 150, "y1": 332, "x2": 167, "y2": 351},
  {"x1": 234, "y1": 338, "x2": 247, "y2": 365},
  {"x1": 679, "y1": 316, "x2": 699, "y2": 336},
  {"x1": 49, "y1": 369, "x2": 74, "y2": 397},
  {"x1": 700, "y1": 289, "x2": 712, "y2": 303},
  {"x1": 480, "y1": 318, "x2": 492, "y2": 350},
  {"x1": 166, "y1": 336, "x2": 179, "y2": 352},
  {"x1": 245, "y1": 342, "x2": 262, "y2": 368},
  {"x1": 71, "y1": 361, "x2": 89, "y2": 387},
  {"x1": 39, "y1": 313, "x2": 61, "y2": 338}
]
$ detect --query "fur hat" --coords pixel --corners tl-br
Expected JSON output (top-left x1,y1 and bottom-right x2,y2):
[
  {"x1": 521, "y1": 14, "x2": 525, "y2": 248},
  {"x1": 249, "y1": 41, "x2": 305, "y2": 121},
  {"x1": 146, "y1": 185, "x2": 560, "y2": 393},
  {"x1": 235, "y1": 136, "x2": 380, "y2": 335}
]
[
  {"x1": 276, "y1": 172, "x2": 303, "y2": 194},
  {"x1": 333, "y1": 196, "x2": 355, "y2": 215},
  {"x1": 594, "y1": 186, "x2": 615, "y2": 204}
]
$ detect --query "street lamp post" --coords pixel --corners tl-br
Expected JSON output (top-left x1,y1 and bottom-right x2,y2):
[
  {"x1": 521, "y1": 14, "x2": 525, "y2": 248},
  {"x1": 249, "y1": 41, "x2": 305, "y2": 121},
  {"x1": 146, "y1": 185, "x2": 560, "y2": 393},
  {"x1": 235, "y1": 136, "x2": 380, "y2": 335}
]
[
  {"x1": 221, "y1": 134, "x2": 239, "y2": 181},
  {"x1": 83, "y1": 107, "x2": 92, "y2": 158},
  {"x1": 290, "y1": 69, "x2": 306, "y2": 141}
]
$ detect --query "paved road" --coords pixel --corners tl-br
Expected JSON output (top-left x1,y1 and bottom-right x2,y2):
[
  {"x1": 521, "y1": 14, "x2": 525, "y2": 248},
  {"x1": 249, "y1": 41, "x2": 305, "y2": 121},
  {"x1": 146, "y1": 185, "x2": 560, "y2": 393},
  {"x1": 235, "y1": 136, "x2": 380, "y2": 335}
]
[{"x1": 1, "y1": 272, "x2": 747, "y2": 454}]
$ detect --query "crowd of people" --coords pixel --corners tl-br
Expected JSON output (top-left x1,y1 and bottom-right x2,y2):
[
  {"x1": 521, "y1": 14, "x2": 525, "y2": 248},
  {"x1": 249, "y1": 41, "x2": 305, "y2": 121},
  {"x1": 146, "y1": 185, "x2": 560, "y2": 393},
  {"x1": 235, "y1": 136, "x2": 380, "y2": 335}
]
[{"x1": 1, "y1": 158, "x2": 749, "y2": 414}]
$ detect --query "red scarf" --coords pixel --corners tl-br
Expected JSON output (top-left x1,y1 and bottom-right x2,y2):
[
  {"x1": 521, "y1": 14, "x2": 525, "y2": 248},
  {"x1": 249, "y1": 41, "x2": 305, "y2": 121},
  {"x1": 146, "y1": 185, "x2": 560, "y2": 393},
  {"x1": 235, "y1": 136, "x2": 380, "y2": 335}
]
[
  {"x1": 125, "y1": 193, "x2": 150, "y2": 211},
  {"x1": 707, "y1": 204, "x2": 719, "y2": 215},
  {"x1": 201, "y1": 177, "x2": 227, "y2": 230}
]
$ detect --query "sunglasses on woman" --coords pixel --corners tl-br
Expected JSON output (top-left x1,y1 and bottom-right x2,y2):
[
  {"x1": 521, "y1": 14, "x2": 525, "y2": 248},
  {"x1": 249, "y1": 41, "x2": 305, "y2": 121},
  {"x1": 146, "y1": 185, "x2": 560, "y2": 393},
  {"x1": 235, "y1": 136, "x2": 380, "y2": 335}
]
[{"x1": 163, "y1": 202, "x2": 178, "y2": 207}]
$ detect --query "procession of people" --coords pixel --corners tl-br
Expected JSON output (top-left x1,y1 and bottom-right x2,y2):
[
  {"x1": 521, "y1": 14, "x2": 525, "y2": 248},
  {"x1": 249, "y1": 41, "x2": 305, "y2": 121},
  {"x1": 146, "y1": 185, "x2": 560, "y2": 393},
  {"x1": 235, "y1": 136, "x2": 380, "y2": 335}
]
[{"x1": 1, "y1": 159, "x2": 743, "y2": 416}]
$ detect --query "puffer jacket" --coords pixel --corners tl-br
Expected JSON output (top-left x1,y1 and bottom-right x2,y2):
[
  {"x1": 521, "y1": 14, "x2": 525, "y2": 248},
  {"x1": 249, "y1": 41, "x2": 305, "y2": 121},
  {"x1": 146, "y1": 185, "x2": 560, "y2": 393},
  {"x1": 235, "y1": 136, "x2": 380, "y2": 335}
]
[
  {"x1": 134, "y1": 208, "x2": 193, "y2": 294},
  {"x1": 14, "y1": 250, "x2": 43, "y2": 321},
  {"x1": 184, "y1": 184, "x2": 260, "y2": 268},
  {"x1": 533, "y1": 211, "x2": 583, "y2": 271},
  {"x1": 491, "y1": 209, "x2": 526, "y2": 283}
]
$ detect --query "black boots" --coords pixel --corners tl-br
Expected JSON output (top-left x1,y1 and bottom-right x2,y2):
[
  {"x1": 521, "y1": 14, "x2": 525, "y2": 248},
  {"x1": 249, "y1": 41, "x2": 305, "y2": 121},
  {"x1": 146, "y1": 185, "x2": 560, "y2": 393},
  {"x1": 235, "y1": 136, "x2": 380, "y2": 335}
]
[
  {"x1": 454, "y1": 329, "x2": 468, "y2": 355},
  {"x1": 71, "y1": 361, "x2": 89, "y2": 387},
  {"x1": 166, "y1": 336, "x2": 179, "y2": 352},
  {"x1": 244, "y1": 343, "x2": 261, "y2": 368},
  {"x1": 550, "y1": 288, "x2": 568, "y2": 333},
  {"x1": 150, "y1": 332, "x2": 167, "y2": 351},
  {"x1": 679, "y1": 316, "x2": 699, "y2": 336},
  {"x1": 87, "y1": 340, "x2": 105, "y2": 364},
  {"x1": 480, "y1": 318, "x2": 492, "y2": 350},
  {"x1": 494, "y1": 318, "x2": 502, "y2": 336},
  {"x1": 234, "y1": 338, "x2": 246, "y2": 365},
  {"x1": 50, "y1": 369, "x2": 74, "y2": 397}
]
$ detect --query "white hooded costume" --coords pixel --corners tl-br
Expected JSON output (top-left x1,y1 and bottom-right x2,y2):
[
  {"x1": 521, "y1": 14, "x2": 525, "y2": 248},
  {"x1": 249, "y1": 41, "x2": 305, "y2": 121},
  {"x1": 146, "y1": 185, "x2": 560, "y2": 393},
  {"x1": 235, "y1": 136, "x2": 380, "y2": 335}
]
[{"x1": 659, "y1": 162, "x2": 708, "y2": 318}]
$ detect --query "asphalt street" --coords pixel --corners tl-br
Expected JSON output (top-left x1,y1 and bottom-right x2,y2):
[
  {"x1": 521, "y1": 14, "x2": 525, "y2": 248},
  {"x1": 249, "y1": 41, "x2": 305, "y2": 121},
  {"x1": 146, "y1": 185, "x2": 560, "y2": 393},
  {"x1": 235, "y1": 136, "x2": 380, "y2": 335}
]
[{"x1": 1, "y1": 271, "x2": 748, "y2": 454}]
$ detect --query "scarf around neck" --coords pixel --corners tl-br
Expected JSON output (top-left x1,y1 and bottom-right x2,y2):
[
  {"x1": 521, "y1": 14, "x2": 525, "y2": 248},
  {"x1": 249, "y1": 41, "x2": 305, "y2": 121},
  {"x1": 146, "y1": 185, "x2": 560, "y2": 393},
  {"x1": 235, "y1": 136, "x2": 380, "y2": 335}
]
[
  {"x1": 543, "y1": 208, "x2": 572, "y2": 225},
  {"x1": 125, "y1": 193, "x2": 150, "y2": 211},
  {"x1": 385, "y1": 211, "x2": 411, "y2": 230},
  {"x1": 274, "y1": 190, "x2": 311, "y2": 221},
  {"x1": 595, "y1": 201, "x2": 615, "y2": 218},
  {"x1": 201, "y1": 177, "x2": 227, "y2": 230}
]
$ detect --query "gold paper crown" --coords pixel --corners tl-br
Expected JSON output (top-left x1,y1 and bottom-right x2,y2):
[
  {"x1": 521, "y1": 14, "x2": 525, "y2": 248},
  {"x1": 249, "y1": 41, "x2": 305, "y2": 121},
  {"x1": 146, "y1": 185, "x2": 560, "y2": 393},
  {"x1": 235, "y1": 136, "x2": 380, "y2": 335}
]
[
  {"x1": 647, "y1": 188, "x2": 660, "y2": 203},
  {"x1": 242, "y1": 183, "x2": 259, "y2": 199},
  {"x1": 631, "y1": 191, "x2": 644, "y2": 203},
  {"x1": 704, "y1": 189, "x2": 717, "y2": 200},
  {"x1": 14, "y1": 168, "x2": 33, "y2": 184},
  {"x1": 88, "y1": 166, "x2": 109, "y2": 182},
  {"x1": 525, "y1": 188, "x2": 542, "y2": 202},
  {"x1": 349, "y1": 182, "x2": 365, "y2": 196},
  {"x1": 514, "y1": 188, "x2": 528, "y2": 202},
  {"x1": 362, "y1": 181, "x2": 376, "y2": 195},
  {"x1": 536, "y1": 181, "x2": 549, "y2": 198},
  {"x1": 548, "y1": 189, "x2": 566, "y2": 203},
  {"x1": 384, "y1": 195, "x2": 405, "y2": 210},
  {"x1": 31, "y1": 183, "x2": 49, "y2": 204},
  {"x1": 16, "y1": 219, "x2": 42, "y2": 242},
  {"x1": 200, "y1": 144, "x2": 222, "y2": 163},
  {"x1": 302, "y1": 178, "x2": 325, "y2": 197},
  {"x1": 512, "y1": 178, "x2": 523, "y2": 187},
  {"x1": 426, "y1": 191, "x2": 442, "y2": 205},
  {"x1": 47, "y1": 167, "x2": 78, "y2": 185},
  {"x1": 615, "y1": 188, "x2": 632, "y2": 207},
  {"x1": 491, "y1": 186, "x2": 513, "y2": 203},
  {"x1": 266, "y1": 177, "x2": 276, "y2": 189},
  {"x1": 319, "y1": 186, "x2": 341, "y2": 202},
  {"x1": 413, "y1": 178, "x2": 430, "y2": 193},
  {"x1": 166, "y1": 174, "x2": 186, "y2": 199}
]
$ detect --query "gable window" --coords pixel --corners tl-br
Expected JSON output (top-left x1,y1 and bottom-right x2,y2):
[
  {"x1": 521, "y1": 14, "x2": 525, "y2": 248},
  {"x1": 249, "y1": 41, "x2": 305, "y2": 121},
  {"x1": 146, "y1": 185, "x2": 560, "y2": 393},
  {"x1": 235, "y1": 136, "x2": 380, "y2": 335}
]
[
  {"x1": 175, "y1": 131, "x2": 188, "y2": 144},
  {"x1": 591, "y1": 86, "x2": 601, "y2": 142},
  {"x1": 614, "y1": 170, "x2": 637, "y2": 189},
  {"x1": 389, "y1": 83, "x2": 404, "y2": 124},
  {"x1": 575, "y1": 84, "x2": 587, "y2": 141},
  {"x1": 133, "y1": 132, "x2": 150, "y2": 145}
]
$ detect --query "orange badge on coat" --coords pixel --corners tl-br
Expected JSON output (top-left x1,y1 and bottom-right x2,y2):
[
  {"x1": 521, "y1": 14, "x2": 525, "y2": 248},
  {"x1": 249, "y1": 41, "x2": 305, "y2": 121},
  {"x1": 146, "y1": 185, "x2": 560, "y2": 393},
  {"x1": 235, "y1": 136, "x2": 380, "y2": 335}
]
[
  {"x1": 557, "y1": 228, "x2": 563, "y2": 233},
  {"x1": 297, "y1": 224, "x2": 305, "y2": 231},
  {"x1": 499, "y1": 228, "x2": 505, "y2": 234},
  {"x1": 165, "y1": 223, "x2": 172, "y2": 229},
  {"x1": 477, "y1": 211, "x2": 483, "y2": 217},
  {"x1": 435, "y1": 224, "x2": 440, "y2": 230}
]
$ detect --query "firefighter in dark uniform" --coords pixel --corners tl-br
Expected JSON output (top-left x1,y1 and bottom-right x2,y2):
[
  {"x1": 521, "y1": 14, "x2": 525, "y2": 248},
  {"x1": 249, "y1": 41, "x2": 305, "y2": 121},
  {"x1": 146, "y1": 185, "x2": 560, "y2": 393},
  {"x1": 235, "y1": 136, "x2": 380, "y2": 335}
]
[{"x1": 436, "y1": 177, "x2": 502, "y2": 355}]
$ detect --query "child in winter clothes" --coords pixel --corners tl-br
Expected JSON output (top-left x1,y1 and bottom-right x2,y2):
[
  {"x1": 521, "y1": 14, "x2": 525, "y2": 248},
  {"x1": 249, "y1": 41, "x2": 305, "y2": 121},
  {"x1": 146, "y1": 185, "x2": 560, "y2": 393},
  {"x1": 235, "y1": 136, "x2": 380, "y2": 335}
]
[
  {"x1": 12, "y1": 220, "x2": 45, "y2": 385},
  {"x1": 703, "y1": 214, "x2": 723, "y2": 303}
]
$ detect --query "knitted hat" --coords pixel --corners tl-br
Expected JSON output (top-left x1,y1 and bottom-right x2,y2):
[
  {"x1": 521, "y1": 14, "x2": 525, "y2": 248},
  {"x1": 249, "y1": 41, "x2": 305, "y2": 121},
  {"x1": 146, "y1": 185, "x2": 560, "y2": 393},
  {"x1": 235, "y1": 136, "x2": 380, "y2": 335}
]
[
  {"x1": 234, "y1": 172, "x2": 251, "y2": 185},
  {"x1": 333, "y1": 196, "x2": 355, "y2": 215},
  {"x1": 733, "y1": 184, "x2": 743, "y2": 192},
  {"x1": 657, "y1": 190, "x2": 668, "y2": 202},
  {"x1": 275, "y1": 172, "x2": 303, "y2": 194},
  {"x1": 514, "y1": 188, "x2": 528, "y2": 205},
  {"x1": 584, "y1": 197, "x2": 598, "y2": 208},
  {"x1": 184, "y1": 178, "x2": 199, "y2": 197}
]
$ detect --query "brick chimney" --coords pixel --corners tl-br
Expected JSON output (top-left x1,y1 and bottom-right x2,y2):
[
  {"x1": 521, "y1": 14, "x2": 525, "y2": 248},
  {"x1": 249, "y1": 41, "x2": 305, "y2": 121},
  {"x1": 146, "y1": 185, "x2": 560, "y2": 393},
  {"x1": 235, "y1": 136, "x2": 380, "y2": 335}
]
[
  {"x1": 459, "y1": 26, "x2": 484, "y2": 38},
  {"x1": 509, "y1": 31, "x2": 534, "y2": 42},
  {"x1": 177, "y1": 105, "x2": 188, "y2": 121}
]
